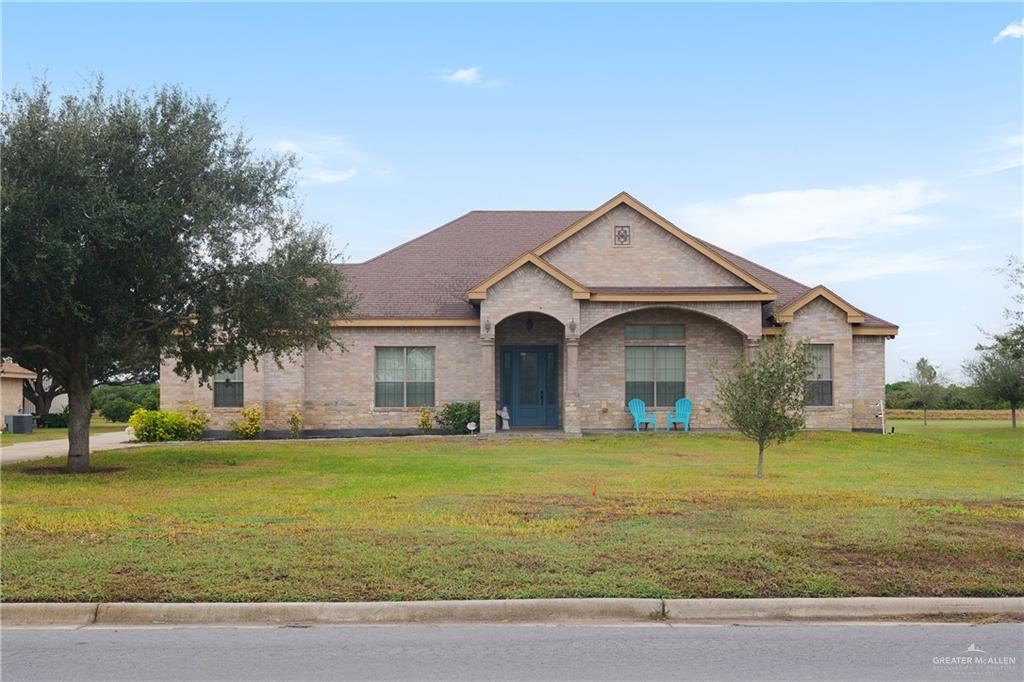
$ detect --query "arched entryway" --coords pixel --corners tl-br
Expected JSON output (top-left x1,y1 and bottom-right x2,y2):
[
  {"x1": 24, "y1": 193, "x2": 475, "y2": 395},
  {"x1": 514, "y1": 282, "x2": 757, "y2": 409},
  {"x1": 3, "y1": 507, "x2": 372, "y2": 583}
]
[{"x1": 493, "y1": 312, "x2": 565, "y2": 429}]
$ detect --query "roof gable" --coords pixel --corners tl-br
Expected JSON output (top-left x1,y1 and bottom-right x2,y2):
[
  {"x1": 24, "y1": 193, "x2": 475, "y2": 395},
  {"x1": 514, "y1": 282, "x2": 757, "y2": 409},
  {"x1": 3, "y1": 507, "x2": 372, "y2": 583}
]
[
  {"x1": 776, "y1": 285, "x2": 865, "y2": 324},
  {"x1": 533, "y1": 192, "x2": 776, "y2": 295},
  {"x1": 467, "y1": 253, "x2": 590, "y2": 300}
]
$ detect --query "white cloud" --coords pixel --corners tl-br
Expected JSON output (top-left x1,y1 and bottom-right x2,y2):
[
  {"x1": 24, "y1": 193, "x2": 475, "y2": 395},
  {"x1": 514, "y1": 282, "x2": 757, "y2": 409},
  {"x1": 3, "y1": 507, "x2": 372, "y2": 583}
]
[
  {"x1": 676, "y1": 181, "x2": 942, "y2": 253},
  {"x1": 783, "y1": 245, "x2": 980, "y2": 284},
  {"x1": 441, "y1": 66, "x2": 505, "y2": 88},
  {"x1": 993, "y1": 19, "x2": 1024, "y2": 43},
  {"x1": 270, "y1": 135, "x2": 370, "y2": 186},
  {"x1": 302, "y1": 168, "x2": 358, "y2": 186},
  {"x1": 446, "y1": 66, "x2": 482, "y2": 85},
  {"x1": 969, "y1": 134, "x2": 1023, "y2": 176}
]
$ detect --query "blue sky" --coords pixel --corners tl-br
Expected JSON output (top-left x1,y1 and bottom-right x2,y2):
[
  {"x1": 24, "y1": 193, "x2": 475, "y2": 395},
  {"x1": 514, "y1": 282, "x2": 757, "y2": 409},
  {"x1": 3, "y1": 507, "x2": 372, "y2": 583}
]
[{"x1": 3, "y1": 2, "x2": 1022, "y2": 381}]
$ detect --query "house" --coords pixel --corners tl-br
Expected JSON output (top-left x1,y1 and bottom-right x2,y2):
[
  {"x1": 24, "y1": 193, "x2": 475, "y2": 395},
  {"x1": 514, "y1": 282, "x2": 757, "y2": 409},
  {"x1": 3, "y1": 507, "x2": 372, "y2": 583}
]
[
  {"x1": 1, "y1": 362, "x2": 36, "y2": 419},
  {"x1": 161, "y1": 192, "x2": 897, "y2": 435}
]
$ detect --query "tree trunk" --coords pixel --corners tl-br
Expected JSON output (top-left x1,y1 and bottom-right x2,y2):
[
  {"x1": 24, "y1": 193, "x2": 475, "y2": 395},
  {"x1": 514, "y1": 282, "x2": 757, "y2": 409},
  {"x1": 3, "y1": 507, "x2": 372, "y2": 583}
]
[
  {"x1": 923, "y1": 408, "x2": 928, "y2": 426},
  {"x1": 756, "y1": 444, "x2": 765, "y2": 479},
  {"x1": 65, "y1": 360, "x2": 92, "y2": 473},
  {"x1": 1012, "y1": 405, "x2": 1017, "y2": 429},
  {"x1": 24, "y1": 384, "x2": 55, "y2": 416}
]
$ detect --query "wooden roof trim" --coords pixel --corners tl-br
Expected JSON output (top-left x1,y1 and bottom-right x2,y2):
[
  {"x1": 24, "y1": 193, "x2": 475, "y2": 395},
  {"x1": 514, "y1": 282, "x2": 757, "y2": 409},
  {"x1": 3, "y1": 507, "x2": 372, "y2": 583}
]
[
  {"x1": 762, "y1": 325, "x2": 898, "y2": 337},
  {"x1": 776, "y1": 285, "x2": 866, "y2": 324},
  {"x1": 467, "y1": 252, "x2": 591, "y2": 301},
  {"x1": 591, "y1": 292, "x2": 776, "y2": 303},
  {"x1": 332, "y1": 318, "x2": 479, "y2": 327},
  {"x1": 531, "y1": 191, "x2": 776, "y2": 295}
]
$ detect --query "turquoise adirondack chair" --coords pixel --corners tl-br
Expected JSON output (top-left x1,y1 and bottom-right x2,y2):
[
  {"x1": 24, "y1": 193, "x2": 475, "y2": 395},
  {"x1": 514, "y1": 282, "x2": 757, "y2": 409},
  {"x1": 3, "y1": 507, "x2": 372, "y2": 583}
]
[
  {"x1": 628, "y1": 398, "x2": 657, "y2": 432},
  {"x1": 666, "y1": 397, "x2": 693, "y2": 431}
]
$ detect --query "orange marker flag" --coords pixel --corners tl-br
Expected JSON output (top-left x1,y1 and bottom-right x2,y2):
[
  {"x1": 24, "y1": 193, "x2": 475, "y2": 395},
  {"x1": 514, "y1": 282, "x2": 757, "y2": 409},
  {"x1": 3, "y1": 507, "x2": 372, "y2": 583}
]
[{"x1": 592, "y1": 484, "x2": 597, "y2": 497}]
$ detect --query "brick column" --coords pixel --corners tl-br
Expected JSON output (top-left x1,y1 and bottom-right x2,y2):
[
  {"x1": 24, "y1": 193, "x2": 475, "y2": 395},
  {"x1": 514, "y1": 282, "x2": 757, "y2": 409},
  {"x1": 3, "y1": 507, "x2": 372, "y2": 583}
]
[
  {"x1": 479, "y1": 338, "x2": 496, "y2": 433},
  {"x1": 744, "y1": 337, "x2": 760, "y2": 362},
  {"x1": 563, "y1": 336, "x2": 581, "y2": 435}
]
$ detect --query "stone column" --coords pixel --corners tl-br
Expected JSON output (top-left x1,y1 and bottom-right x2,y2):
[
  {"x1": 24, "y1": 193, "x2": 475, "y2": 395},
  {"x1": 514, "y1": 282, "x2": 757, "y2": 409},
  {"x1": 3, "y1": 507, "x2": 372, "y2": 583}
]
[
  {"x1": 479, "y1": 338, "x2": 497, "y2": 433},
  {"x1": 563, "y1": 336, "x2": 581, "y2": 435}
]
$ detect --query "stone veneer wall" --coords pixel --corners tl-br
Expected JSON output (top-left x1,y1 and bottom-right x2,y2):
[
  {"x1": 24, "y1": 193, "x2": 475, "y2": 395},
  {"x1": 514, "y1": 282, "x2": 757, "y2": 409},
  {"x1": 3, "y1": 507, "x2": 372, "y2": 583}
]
[
  {"x1": 160, "y1": 326, "x2": 480, "y2": 431},
  {"x1": 545, "y1": 204, "x2": 748, "y2": 288},
  {"x1": 852, "y1": 335, "x2": 886, "y2": 431},
  {"x1": 785, "y1": 297, "x2": 854, "y2": 430},
  {"x1": 577, "y1": 308, "x2": 745, "y2": 430}
]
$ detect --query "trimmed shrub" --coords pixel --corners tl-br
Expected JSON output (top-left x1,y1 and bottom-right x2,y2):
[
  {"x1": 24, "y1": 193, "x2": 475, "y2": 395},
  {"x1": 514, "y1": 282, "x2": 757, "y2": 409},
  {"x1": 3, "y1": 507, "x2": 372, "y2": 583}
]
[
  {"x1": 128, "y1": 408, "x2": 208, "y2": 442},
  {"x1": 434, "y1": 401, "x2": 480, "y2": 434},
  {"x1": 99, "y1": 398, "x2": 137, "y2": 423},
  {"x1": 288, "y1": 411, "x2": 303, "y2": 439},
  {"x1": 231, "y1": 407, "x2": 263, "y2": 440},
  {"x1": 42, "y1": 407, "x2": 70, "y2": 428},
  {"x1": 418, "y1": 407, "x2": 432, "y2": 433}
]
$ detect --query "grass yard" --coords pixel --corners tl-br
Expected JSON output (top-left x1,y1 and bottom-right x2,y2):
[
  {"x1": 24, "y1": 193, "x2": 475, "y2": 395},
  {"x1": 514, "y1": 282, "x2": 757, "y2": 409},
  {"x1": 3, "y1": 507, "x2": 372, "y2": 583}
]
[
  {"x1": 889, "y1": 419, "x2": 1016, "y2": 433},
  {"x1": 0, "y1": 421, "x2": 127, "y2": 446},
  {"x1": 2, "y1": 427, "x2": 1021, "y2": 602}
]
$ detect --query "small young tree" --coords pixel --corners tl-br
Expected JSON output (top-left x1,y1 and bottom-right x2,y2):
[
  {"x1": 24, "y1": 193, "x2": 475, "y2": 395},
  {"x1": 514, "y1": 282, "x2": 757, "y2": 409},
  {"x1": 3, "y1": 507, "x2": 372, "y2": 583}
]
[
  {"x1": 964, "y1": 345, "x2": 1024, "y2": 428},
  {"x1": 714, "y1": 331, "x2": 812, "y2": 479},
  {"x1": 906, "y1": 358, "x2": 946, "y2": 425}
]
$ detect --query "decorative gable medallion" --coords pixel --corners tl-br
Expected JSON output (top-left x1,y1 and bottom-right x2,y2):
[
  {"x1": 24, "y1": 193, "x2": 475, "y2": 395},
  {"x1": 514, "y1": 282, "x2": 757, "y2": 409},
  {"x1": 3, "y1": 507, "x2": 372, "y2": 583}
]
[{"x1": 613, "y1": 225, "x2": 631, "y2": 246}]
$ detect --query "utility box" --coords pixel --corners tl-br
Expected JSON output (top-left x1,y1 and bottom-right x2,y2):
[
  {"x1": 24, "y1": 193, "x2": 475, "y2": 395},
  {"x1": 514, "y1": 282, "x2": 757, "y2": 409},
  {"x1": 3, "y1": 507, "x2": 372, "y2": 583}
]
[{"x1": 4, "y1": 414, "x2": 33, "y2": 434}]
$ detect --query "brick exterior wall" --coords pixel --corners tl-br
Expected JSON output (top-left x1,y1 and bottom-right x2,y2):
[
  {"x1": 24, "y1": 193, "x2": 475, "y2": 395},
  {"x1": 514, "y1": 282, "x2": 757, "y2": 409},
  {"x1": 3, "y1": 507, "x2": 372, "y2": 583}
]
[
  {"x1": 545, "y1": 204, "x2": 748, "y2": 288},
  {"x1": 481, "y1": 262, "x2": 579, "y2": 326},
  {"x1": 160, "y1": 250, "x2": 888, "y2": 434},
  {"x1": 578, "y1": 308, "x2": 745, "y2": 430},
  {"x1": 160, "y1": 326, "x2": 480, "y2": 431},
  {"x1": 852, "y1": 335, "x2": 886, "y2": 431},
  {"x1": 785, "y1": 297, "x2": 854, "y2": 430}
]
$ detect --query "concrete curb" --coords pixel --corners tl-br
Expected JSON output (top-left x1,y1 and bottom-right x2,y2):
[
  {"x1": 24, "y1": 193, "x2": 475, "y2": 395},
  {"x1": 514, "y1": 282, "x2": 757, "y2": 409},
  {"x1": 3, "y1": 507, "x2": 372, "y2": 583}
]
[{"x1": 2, "y1": 597, "x2": 1021, "y2": 627}]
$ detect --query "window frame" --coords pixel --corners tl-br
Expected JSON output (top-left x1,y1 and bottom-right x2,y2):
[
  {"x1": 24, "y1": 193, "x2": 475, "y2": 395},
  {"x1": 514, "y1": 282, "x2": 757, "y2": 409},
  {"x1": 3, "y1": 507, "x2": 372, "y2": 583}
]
[
  {"x1": 213, "y1": 365, "x2": 244, "y2": 408},
  {"x1": 374, "y1": 346, "x2": 436, "y2": 408},
  {"x1": 805, "y1": 343, "x2": 834, "y2": 407},
  {"x1": 624, "y1": 324, "x2": 687, "y2": 407}
]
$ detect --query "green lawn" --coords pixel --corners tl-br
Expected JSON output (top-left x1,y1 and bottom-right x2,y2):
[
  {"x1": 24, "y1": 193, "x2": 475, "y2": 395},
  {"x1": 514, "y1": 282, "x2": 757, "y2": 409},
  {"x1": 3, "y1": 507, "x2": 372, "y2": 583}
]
[
  {"x1": 2, "y1": 427, "x2": 1021, "y2": 602},
  {"x1": 0, "y1": 421, "x2": 128, "y2": 446},
  {"x1": 889, "y1": 419, "x2": 1016, "y2": 433}
]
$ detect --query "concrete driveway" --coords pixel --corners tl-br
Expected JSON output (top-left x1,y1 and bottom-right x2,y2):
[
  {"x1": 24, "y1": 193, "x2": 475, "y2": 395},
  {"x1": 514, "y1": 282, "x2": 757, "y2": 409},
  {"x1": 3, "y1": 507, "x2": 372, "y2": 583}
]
[{"x1": 0, "y1": 431, "x2": 146, "y2": 465}]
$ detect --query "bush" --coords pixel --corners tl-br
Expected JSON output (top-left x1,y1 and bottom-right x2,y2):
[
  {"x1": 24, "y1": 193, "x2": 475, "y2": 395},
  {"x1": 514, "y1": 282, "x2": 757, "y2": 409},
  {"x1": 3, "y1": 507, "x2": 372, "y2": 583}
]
[
  {"x1": 41, "y1": 407, "x2": 70, "y2": 428},
  {"x1": 128, "y1": 408, "x2": 208, "y2": 442},
  {"x1": 231, "y1": 407, "x2": 263, "y2": 440},
  {"x1": 99, "y1": 397, "x2": 137, "y2": 423},
  {"x1": 288, "y1": 411, "x2": 303, "y2": 439},
  {"x1": 434, "y1": 401, "x2": 480, "y2": 434},
  {"x1": 418, "y1": 407, "x2": 432, "y2": 433},
  {"x1": 92, "y1": 385, "x2": 160, "y2": 419}
]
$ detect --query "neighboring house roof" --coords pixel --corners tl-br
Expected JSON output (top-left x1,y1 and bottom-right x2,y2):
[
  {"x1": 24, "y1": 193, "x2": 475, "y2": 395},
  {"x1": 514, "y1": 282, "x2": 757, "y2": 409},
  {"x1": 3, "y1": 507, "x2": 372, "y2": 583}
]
[
  {"x1": 337, "y1": 195, "x2": 896, "y2": 331},
  {"x1": 1, "y1": 362, "x2": 37, "y2": 380}
]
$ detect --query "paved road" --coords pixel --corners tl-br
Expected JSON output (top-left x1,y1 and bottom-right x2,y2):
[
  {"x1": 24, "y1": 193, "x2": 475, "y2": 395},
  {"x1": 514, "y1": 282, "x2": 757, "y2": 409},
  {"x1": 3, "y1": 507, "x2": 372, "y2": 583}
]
[
  {"x1": 0, "y1": 431, "x2": 145, "y2": 464},
  {"x1": 3, "y1": 623, "x2": 1021, "y2": 681}
]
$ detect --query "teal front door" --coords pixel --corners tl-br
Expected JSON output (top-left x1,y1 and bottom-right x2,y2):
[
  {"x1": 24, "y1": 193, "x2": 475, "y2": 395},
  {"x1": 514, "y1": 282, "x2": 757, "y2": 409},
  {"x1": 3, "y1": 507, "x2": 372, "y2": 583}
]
[{"x1": 501, "y1": 346, "x2": 559, "y2": 428}]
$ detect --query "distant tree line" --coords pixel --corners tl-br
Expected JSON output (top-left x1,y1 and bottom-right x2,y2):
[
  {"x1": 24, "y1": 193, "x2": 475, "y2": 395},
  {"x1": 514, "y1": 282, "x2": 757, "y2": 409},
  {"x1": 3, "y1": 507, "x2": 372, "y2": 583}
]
[{"x1": 885, "y1": 380, "x2": 1009, "y2": 410}]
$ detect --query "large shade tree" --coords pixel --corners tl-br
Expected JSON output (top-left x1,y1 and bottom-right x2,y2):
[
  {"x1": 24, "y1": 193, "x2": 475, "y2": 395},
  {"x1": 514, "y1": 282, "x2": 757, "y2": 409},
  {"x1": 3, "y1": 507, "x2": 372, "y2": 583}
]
[
  {"x1": 1, "y1": 80, "x2": 354, "y2": 471},
  {"x1": 963, "y1": 345, "x2": 1023, "y2": 428}
]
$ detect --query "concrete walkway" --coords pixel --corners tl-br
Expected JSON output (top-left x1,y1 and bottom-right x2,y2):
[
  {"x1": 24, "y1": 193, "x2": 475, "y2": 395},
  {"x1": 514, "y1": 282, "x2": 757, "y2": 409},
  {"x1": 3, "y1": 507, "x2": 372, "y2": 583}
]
[{"x1": 0, "y1": 431, "x2": 146, "y2": 465}]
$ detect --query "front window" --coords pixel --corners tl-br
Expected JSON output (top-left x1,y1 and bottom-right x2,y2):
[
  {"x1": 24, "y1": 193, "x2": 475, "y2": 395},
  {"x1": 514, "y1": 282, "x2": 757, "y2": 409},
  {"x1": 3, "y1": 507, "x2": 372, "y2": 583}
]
[
  {"x1": 213, "y1": 365, "x2": 243, "y2": 407},
  {"x1": 625, "y1": 323, "x2": 686, "y2": 407},
  {"x1": 805, "y1": 344, "x2": 833, "y2": 406},
  {"x1": 375, "y1": 347, "x2": 435, "y2": 407}
]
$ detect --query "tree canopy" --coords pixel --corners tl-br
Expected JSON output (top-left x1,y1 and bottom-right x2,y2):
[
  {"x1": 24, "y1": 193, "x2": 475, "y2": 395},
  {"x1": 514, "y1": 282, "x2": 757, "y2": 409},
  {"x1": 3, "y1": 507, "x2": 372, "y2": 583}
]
[{"x1": 1, "y1": 79, "x2": 354, "y2": 471}]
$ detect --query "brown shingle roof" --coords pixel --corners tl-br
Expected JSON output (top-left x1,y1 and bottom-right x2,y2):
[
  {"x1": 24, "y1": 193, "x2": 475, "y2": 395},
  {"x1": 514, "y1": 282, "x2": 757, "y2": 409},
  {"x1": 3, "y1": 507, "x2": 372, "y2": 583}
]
[{"x1": 338, "y1": 208, "x2": 894, "y2": 328}]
